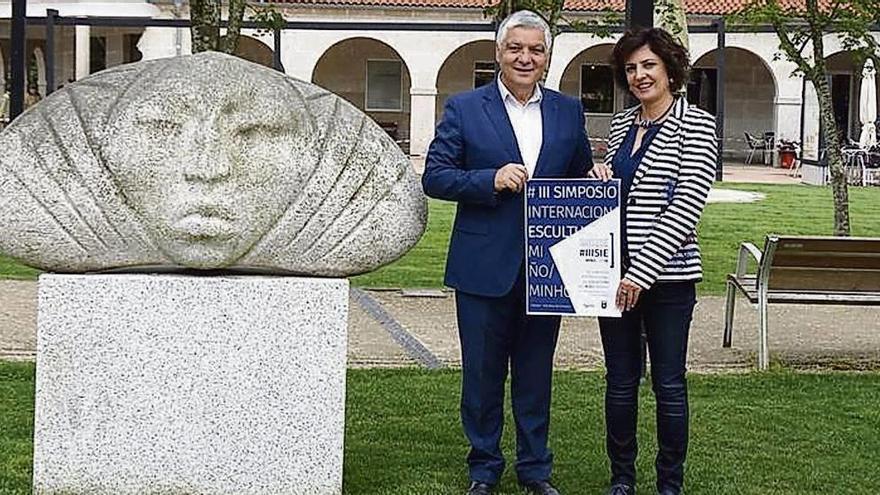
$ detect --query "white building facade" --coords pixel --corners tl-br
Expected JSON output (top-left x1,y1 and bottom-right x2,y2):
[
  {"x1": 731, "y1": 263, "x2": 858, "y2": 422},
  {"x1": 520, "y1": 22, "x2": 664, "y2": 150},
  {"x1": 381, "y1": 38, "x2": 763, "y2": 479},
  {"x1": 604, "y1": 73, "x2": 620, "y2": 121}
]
[{"x1": 2, "y1": 0, "x2": 878, "y2": 162}]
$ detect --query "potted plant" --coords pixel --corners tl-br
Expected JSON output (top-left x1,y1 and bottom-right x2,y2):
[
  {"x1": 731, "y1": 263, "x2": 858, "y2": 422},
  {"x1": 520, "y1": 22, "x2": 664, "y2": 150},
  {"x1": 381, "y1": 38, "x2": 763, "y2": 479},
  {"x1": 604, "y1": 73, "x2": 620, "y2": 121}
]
[{"x1": 777, "y1": 139, "x2": 799, "y2": 169}]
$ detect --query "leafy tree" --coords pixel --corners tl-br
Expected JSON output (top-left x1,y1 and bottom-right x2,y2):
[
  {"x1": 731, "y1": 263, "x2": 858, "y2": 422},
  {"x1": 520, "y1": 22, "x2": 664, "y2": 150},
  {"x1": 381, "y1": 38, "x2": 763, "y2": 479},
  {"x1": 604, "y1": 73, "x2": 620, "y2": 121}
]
[
  {"x1": 483, "y1": 0, "x2": 619, "y2": 70},
  {"x1": 485, "y1": 0, "x2": 566, "y2": 40},
  {"x1": 190, "y1": 0, "x2": 285, "y2": 54},
  {"x1": 656, "y1": 0, "x2": 689, "y2": 49},
  {"x1": 735, "y1": 0, "x2": 880, "y2": 236}
]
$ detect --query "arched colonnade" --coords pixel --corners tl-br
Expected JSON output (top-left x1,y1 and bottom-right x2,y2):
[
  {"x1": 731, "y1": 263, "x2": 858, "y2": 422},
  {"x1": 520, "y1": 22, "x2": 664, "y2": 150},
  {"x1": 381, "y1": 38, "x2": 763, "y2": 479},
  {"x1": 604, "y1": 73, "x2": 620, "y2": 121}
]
[
  {"x1": 275, "y1": 29, "x2": 797, "y2": 156},
  {"x1": 13, "y1": 22, "x2": 876, "y2": 159}
]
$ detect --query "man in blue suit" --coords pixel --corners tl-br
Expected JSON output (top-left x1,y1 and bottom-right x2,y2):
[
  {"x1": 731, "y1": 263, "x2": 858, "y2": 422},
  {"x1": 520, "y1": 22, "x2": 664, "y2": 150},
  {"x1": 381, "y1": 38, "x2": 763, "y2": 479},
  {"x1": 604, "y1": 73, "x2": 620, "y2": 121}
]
[{"x1": 422, "y1": 10, "x2": 595, "y2": 495}]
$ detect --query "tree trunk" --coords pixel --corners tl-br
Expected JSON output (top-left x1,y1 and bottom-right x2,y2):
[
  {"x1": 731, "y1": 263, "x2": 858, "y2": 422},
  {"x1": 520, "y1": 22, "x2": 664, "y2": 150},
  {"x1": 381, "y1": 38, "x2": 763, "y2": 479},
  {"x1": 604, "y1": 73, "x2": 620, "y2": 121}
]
[
  {"x1": 222, "y1": 0, "x2": 248, "y2": 54},
  {"x1": 812, "y1": 73, "x2": 851, "y2": 236},
  {"x1": 191, "y1": 0, "x2": 221, "y2": 53},
  {"x1": 543, "y1": 0, "x2": 564, "y2": 78},
  {"x1": 808, "y1": 11, "x2": 851, "y2": 237}
]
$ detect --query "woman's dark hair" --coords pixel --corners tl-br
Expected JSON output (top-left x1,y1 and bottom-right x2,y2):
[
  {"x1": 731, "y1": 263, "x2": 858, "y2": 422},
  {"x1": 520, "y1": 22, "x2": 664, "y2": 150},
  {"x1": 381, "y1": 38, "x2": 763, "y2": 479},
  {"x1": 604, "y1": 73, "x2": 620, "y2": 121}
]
[{"x1": 611, "y1": 28, "x2": 691, "y2": 93}]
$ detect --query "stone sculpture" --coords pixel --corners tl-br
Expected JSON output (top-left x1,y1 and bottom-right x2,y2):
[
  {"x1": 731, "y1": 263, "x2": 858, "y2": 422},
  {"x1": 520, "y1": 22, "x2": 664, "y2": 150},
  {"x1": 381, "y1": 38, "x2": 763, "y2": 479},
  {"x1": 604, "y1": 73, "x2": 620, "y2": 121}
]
[{"x1": 0, "y1": 52, "x2": 427, "y2": 276}]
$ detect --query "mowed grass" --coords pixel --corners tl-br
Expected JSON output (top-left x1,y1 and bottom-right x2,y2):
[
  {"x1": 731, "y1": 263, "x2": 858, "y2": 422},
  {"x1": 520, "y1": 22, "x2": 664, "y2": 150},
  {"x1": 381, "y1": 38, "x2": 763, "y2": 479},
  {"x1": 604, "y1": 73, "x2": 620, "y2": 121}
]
[
  {"x1": 358, "y1": 184, "x2": 880, "y2": 294},
  {"x1": 1, "y1": 362, "x2": 879, "y2": 494},
  {"x1": 0, "y1": 256, "x2": 38, "y2": 280},
  {"x1": 698, "y1": 183, "x2": 880, "y2": 294},
  {"x1": 4, "y1": 184, "x2": 880, "y2": 295}
]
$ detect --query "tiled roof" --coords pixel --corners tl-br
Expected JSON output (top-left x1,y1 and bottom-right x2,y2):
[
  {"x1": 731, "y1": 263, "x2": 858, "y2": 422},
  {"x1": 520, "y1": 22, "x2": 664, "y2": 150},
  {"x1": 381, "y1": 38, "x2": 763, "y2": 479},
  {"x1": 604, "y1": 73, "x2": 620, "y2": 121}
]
[
  {"x1": 273, "y1": 0, "x2": 831, "y2": 14},
  {"x1": 274, "y1": 0, "x2": 494, "y2": 7},
  {"x1": 565, "y1": 1, "x2": 831, "y2": 14}
]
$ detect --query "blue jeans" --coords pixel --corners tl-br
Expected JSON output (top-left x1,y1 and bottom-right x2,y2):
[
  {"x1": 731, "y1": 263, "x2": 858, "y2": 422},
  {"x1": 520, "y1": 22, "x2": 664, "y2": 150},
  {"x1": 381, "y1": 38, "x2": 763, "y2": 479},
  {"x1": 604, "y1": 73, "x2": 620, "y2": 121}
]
[{"x1": 598, "y1": 282, "x2": 696, "y2": 494}]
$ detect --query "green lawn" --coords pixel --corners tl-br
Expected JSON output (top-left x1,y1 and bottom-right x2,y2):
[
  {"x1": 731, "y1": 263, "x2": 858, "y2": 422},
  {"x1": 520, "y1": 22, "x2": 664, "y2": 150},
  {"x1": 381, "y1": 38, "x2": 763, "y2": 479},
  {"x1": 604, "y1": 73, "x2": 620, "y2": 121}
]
[
  {"x1": 698, "y1": 183, "x2": 880, "y2": 293},
  {"x1": 5, "y1": 184, "x2": 880, "y2": 295},
  {"x1": 2, "y1": 362, "x2": 879, "y2": 494},
  {"x1": 0, "y1": 256, "x2": 38, "y2": 280},
  {"x1": 357, "y1": 183, "x2": 880, "y2": 294}
]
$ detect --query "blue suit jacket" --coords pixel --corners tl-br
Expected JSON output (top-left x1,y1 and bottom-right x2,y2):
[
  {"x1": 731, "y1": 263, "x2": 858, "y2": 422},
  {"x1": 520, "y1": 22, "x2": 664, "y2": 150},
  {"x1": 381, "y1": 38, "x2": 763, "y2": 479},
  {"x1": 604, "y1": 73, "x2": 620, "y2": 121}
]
[{"x1": 422, "y1": 81, "x2": 593, "y2": 297}]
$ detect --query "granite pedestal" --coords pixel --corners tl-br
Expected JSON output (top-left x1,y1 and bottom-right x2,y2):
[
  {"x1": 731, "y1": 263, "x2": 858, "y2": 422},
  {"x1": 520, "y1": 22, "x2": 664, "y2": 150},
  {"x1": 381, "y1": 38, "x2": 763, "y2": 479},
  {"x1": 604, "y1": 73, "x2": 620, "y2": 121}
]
[{"x1": 33, "y1": 274, "x2": 348, "y2": 495}]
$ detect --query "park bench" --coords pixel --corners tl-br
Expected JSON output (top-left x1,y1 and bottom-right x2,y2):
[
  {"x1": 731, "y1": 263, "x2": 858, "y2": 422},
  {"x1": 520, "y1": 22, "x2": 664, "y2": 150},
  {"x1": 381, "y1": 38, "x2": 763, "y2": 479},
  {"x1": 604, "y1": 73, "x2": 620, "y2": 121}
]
[{"x1": 723, "y1": 235, "x2": 880, "y2": 370}]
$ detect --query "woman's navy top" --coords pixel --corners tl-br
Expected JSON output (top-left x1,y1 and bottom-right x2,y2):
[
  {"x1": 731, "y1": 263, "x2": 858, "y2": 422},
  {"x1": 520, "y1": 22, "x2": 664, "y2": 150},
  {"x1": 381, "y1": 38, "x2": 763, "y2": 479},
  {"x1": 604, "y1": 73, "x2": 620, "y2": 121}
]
[{"x1": 612, "y1": 123, "x2": 662, "y2": 201}]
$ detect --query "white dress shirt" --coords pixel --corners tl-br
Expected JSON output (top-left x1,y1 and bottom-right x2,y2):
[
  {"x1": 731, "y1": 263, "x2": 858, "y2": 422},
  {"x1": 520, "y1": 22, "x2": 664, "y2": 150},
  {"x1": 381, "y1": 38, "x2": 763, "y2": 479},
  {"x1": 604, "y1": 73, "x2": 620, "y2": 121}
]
[{"x1": 498, "y1": 77, "x2": 543, "y2": 178}]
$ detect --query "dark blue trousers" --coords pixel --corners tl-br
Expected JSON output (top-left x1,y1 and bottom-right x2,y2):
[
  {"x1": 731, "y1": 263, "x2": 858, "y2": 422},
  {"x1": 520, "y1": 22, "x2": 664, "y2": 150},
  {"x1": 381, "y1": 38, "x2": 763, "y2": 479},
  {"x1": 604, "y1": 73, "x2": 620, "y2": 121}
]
[
  {"x1": 598, "y1": 282, "x2": 696, "y2": 494},
  {"x1": 455, "y1": 274, "x2": 561, "y2": 485}
]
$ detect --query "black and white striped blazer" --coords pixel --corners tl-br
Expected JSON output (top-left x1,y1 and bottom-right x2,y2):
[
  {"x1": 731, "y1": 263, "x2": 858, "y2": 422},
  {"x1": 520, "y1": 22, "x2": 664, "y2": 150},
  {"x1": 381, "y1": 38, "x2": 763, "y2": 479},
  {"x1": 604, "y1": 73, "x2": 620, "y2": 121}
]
[{"x1": 605, "y1": 97, "x2": 718, "y2": 290}]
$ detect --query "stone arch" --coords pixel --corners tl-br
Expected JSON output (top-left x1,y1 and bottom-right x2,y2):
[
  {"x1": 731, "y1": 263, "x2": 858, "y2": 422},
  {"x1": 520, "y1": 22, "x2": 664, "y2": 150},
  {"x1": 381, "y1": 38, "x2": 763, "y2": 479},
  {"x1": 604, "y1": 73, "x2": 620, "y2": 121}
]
[
  {"x1": 689, "y1": 34, "x2": 785, "y2": 96},
  {"x1": 545, "y1": 33, "x2": 621, "y2": 90},
  {"x1": 434, "y1": 40, "x2": 495, "y2": 122},
  {"x1": 559, "y1": 43, "x2": 620, "y2": 112},
  {"x1": 234, "y1": 34, "x2": 280, "y2": 70},
  {"x1": 312, "y1": 37, "x2": 413, "y2": 150},
  {"x1": 558, "y1": 43, "x2": 620, "y2": 153},
  {"x1": 32, "y1": 47, "x2": 47, "y2": 97},
  {"x1": 693, "y1": 47, "x2": 777, "y2": 161}
]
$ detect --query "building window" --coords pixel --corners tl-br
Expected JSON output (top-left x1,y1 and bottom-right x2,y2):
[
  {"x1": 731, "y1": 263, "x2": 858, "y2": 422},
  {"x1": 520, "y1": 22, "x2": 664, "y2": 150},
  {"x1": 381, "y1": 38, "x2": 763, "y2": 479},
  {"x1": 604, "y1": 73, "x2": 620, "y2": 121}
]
[
  {"x1": 830, "y1": 73, "x2": 854, "y2": 139},
  {"x1": 687, "y1": 68, "x2": 717, "y2": 114},
  {"x1": 366, "y1": 60, "x2": 402, "y2": 112},
  {"x1": 580, "y1": 64, "x2": 614, "y2": 114},
  {"x1": 90, "y1": 37, "x2": 107, "y2": 74},
  {"x1": 124, "y1": 34, "x2": 143, "y2": 64},
  {"x1": 474, "y1": 61, "x2": 495, "y2": 88}
]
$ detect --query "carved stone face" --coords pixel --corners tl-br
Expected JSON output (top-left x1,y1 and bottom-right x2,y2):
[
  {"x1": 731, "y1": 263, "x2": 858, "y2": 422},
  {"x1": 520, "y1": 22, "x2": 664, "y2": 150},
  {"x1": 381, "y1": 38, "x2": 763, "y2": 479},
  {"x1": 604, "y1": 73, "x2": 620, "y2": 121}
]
[
  {"x1": 102, "y1": 61, "x2": 316, "y2": 267},
  {"x1": 0, "y1": 52, "x2": 427, "y2": 275}
]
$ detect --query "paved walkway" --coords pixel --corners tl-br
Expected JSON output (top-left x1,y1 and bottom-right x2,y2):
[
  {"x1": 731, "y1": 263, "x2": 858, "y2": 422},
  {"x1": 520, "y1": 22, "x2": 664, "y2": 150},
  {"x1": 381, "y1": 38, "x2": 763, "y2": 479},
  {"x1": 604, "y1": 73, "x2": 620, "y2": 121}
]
[
  {"x1": 720, "y1": 163, "x2": 801, "y2": 184},
  {"x1": 3, "y1": 165, "x2": 876, "y2": 370},
  {"x1": 3, "y1": 281, "x2": 880, "y2": 371}
]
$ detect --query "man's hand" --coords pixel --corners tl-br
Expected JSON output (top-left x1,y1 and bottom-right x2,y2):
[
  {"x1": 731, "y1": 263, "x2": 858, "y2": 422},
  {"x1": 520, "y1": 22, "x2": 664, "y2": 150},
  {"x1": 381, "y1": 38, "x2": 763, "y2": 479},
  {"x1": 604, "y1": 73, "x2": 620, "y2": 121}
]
[
  {"x1": 494, "y1": 163, "x2": 529, "y2": 193},
  {"x1": 616, "y1": 278, "x2": 643, "y2": 312},
  {"x1": 588, "y1": 163, "x2": 613, "y2": 181}
]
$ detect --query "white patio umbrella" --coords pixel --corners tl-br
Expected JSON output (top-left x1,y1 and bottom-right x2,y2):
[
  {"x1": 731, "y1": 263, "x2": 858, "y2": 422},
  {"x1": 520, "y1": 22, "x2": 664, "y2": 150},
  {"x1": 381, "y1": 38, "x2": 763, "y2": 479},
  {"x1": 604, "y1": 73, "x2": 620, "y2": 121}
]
[{"x1": 859, "y1": 58, "x2": 877, "y2": 148}]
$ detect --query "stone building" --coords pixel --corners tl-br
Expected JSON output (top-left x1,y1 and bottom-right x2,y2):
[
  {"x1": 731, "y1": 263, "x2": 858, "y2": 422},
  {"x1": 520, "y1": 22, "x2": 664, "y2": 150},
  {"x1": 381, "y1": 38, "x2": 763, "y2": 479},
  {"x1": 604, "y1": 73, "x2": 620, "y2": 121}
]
[{"x1": 1, "y1": 0, "x2": 878, "y2": 165}]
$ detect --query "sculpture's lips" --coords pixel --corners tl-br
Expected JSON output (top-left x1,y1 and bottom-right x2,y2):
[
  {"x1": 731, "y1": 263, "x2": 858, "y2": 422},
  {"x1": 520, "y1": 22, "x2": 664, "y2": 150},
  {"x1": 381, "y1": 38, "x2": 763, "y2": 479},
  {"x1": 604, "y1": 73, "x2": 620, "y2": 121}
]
[
  {"x1": 174, "y1": 215, "x2": 235, "y2": 240},
  {"x1": 174, "y1": 206, "x2": 236, "y2": 240}
]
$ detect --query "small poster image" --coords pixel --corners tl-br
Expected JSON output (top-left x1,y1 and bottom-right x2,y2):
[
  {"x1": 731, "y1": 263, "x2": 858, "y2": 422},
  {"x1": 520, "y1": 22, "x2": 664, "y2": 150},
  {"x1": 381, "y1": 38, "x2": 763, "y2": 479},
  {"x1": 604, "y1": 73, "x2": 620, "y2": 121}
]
[{"x1": 525, "y1": 178, "x2": 622, "y2": 317}]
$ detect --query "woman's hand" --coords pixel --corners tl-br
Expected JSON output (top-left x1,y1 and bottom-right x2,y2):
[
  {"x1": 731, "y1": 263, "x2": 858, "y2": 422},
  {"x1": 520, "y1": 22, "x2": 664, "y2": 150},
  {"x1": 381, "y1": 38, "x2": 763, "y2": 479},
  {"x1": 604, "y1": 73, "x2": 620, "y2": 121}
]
[
  {"x1": 588, "y1": 163, "x2": 613, "y2": 181},
  {"x1": 616, "y1": 278, "x2": 643, "y2": 312}
]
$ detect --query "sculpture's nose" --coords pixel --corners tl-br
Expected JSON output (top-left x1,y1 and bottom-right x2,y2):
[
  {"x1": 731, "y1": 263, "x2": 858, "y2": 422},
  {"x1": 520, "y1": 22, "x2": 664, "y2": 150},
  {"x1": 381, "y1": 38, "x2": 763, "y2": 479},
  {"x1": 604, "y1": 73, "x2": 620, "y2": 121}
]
[{"x1": 183, "y1": 128, "x2": 231, "y2": 183}]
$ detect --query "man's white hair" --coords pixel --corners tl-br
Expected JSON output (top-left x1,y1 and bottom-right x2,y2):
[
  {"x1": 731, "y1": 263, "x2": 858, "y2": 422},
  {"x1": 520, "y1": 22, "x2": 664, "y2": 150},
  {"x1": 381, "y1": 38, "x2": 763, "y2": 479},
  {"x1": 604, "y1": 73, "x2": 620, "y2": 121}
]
[{"x1": 496, "y1": 10, "x2": 552, "y2": 50}]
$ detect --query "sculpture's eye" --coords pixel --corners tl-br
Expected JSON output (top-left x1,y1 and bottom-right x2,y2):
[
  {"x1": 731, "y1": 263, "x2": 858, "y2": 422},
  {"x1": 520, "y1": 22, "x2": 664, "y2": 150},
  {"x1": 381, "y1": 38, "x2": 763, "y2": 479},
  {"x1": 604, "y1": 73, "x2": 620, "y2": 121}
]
[
  {"x1": 138, "y1": 117, "x2": 183, "y2": 134},
  {"x1": 236, "y1": 123, "x2": 287, "y2": 140}
]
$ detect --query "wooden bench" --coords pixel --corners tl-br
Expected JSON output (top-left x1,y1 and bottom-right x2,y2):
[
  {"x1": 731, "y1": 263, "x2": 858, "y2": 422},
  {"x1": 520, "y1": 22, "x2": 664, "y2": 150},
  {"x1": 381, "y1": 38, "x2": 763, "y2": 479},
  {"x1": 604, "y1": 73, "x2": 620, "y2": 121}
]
[{"x1": 723, "y1": 235, "x2": 880, "y2": 369}]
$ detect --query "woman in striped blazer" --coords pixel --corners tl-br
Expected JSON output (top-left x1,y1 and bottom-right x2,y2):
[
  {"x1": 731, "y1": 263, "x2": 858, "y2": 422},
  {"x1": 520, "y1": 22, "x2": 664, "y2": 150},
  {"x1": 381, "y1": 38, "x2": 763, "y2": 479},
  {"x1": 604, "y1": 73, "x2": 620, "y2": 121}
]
[{"x1": 588, "y1": 28, "x2": 718, "y2": 495}]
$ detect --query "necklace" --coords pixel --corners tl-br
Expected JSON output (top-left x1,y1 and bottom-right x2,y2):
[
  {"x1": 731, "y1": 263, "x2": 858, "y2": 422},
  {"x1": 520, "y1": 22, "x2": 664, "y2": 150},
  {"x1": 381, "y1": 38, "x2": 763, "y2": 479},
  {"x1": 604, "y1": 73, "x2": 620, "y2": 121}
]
[{"x1": 637, "y1": 98, "x2": 675, "y2": 129}]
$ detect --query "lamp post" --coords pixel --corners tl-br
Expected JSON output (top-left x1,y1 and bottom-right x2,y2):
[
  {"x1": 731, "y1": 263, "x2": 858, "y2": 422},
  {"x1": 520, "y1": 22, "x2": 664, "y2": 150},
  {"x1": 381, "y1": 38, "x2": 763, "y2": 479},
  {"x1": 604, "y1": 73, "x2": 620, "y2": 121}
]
[
  {"x1": 624, "y1": 0, "x2": 654, "y2": 108},
  {"x1": 626, "y1": 0, "x2": 654, "y2": 29},
  {"x1": 10, "y1": 0, "x2": 26, "y2": 119}
]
